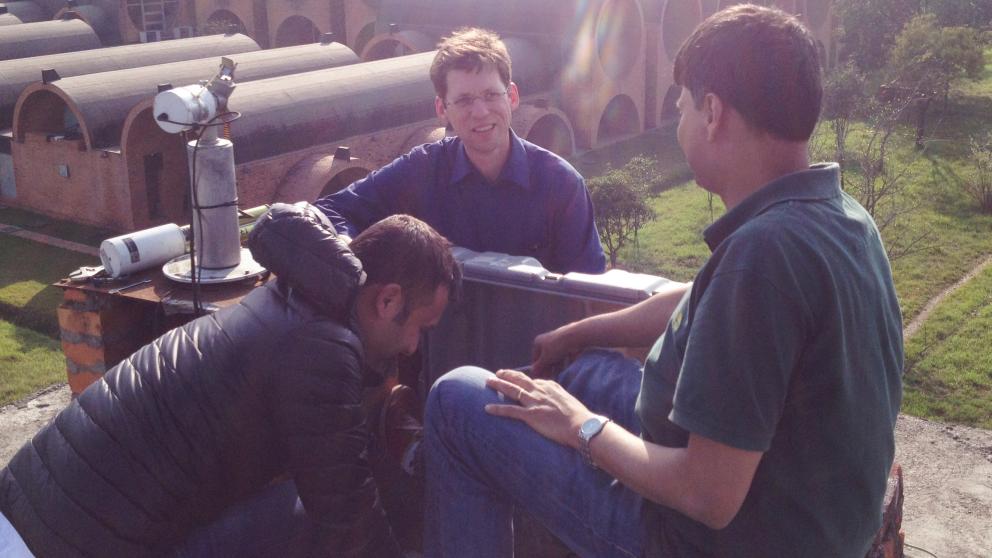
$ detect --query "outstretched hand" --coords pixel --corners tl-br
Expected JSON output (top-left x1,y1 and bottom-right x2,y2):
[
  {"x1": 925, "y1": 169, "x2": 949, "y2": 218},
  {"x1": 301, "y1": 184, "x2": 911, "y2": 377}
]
[{"x1": 484, "y1": 369, "x2": 594, "y2": 449}]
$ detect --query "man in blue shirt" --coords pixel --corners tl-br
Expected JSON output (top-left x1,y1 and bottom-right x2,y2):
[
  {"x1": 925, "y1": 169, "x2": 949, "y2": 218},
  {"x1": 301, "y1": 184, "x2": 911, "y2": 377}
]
[
  {"x1": 423, "y1": 5, "x2": 903, "y2": 558},
  {"x1": 315, "y1": 27, "x2": 606, "y2": 275}
]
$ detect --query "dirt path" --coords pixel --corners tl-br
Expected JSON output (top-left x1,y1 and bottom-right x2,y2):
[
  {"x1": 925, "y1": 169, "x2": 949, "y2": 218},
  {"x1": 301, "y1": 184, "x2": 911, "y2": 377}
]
[
  {"x1": 896, "y1": 416, "x2": 992, "y2": 558},
  {"x1": 903, "y1": 254, "x2": 992, "y2": 340}
]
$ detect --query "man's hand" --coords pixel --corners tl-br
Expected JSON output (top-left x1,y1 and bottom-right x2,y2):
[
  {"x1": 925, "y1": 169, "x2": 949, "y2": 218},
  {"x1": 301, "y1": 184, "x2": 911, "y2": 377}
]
[
  {"x1": 531, "y1": 325, "x2": 581, "y2": 378},
  {"x1": 484, "y1": 369, "x2": 595, "y2": 449}
]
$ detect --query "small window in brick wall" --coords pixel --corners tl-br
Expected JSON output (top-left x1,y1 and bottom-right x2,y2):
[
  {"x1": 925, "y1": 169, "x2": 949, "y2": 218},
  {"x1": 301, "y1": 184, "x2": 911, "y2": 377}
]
[{"x1": 57, "y1": 164, "x2": 70, "y2": 178}]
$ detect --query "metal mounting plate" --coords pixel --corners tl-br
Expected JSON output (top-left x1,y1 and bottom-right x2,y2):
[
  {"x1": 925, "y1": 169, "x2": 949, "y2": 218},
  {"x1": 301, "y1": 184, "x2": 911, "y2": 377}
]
[{"x1": 162, "y1": 248, "x2": 266, "y2": 284}]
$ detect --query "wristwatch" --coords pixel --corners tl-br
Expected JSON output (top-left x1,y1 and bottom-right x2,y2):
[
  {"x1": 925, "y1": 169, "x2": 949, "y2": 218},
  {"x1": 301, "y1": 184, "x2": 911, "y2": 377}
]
[{"x1": 578, "y1": 415, "x2": 612, "y2": 469}]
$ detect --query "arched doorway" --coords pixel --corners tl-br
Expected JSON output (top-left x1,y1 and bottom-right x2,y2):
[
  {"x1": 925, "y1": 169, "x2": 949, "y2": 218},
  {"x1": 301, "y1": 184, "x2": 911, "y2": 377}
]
[
  {"x1": 320, "y1": 166, "x2": 370, "y2": 198},
  {"x1": 204, "y1": 9, "x2": 246, "y2": 35},
  {"x1": 526, "y1": 113, "x2": 575, "y2": 157},
  {"x1": 274, "y1": 15, "x2": 320, "y2": 47},
  {"x1": 364, "y1": 37, "x2": 417, "y2": 60},
  {"x1": 353, "y1": 22, "x2": 376, "y2": 57},
  {"x1": 597, "y1": 95, "x2": 640, "y2": 144}
]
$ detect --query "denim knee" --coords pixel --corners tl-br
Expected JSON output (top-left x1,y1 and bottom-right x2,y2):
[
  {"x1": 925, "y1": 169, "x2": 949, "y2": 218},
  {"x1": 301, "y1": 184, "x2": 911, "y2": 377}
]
[{"x1": 426, "y1": 366, "x2": 498, "y2": 431}]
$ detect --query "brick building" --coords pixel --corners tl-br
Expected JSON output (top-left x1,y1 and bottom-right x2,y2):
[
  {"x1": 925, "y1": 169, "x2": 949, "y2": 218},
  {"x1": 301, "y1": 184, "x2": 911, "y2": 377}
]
[
  {"x1": 0, "y1": 32, "x2": 259, "y2": 203},
  {"x1": 3, "y1": 0, "x2": 836, "y2": 234},
  {"x1": 9, "y1": 40, "x2": 360, "y2": 230}
]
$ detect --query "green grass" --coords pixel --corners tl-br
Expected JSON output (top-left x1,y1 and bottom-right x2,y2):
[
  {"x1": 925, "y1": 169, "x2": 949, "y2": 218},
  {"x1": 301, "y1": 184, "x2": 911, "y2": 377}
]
[
  {"x1": 0, "y1": 206, "x2": 107, "y2": 337},
  {"x1": 0, "y1": 206, "x2": 113, "y2": 247},
  {"x1": 620, "y1": 182, "x2": 723, "y2": 282},
  {"x1": 571, "y1": 123, "x2": 694, "y2": 194},
  {"x1": 0, "y1": 235, "x2": 96, "y2": 337},
  {"x1": 902, "y1": 264, "x2": 992, "y2": 428},
  {"x1": 0, "y1": 319, "x2": 66, "y2": 406},
  {"x1": 833, "y1": 119, "x2": 992, "y2": 323},
  {"x1": 0, "y1": 209, "x2": 105, "y2": 404}
]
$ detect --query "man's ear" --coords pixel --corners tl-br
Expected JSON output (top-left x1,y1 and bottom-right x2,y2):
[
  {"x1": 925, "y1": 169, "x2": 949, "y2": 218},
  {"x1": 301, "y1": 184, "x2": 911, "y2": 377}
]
[
  {"x1": 435, "y1": 96, "x2": 448, "y2": 126},
  {"x1": 507, "y1": 81, "x2": 520, "y2": 110},
  {"x1": 374, "y1": 283, "x2": 405, "y2": 321},
  {"x1": 704, "y1": 92, "x2": 724, "y2": 142}
]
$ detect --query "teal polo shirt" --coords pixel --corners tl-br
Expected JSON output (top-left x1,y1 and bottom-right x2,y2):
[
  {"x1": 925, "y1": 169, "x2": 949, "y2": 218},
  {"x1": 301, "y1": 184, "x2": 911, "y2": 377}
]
[{"x1": 636, "y1": 164, "x2": 904, "y2": 557}]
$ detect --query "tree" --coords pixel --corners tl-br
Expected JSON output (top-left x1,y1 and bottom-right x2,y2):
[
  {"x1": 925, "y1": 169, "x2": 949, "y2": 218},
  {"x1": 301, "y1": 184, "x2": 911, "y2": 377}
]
[
  {"x1": 924, "y1": 0, "x2": 992, "y2": 28},
  {"x1": 965, "y1": 135, "x2": 992, "y2": 213},
  {"x1": 588, "y1": 157, "x2": 658, "y2": 268},
  {"x1": 842, "y1": 97, "x2": 933, "y2": 260},
  {"x1": 835, "y1": 0, "x2": 921, "y2": 72},
  {"x1": 886, "y1": 14, "x2": 986, "y2": 148},
  {"x1": 818, "y1": 61, "x2": 869, "y2": 186}
]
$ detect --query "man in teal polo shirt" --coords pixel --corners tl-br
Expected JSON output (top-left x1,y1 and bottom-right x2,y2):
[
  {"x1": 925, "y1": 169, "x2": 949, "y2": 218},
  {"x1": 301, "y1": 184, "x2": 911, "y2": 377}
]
[{"x1": 423, "y1": 4, "x2": 903, "y2": 557}]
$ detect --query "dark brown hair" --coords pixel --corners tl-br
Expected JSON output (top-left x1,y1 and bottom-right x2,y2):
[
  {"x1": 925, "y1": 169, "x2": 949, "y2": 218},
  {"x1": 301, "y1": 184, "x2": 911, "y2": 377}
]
[
  {"x1": 430, "y1": 27, "x2": 511, "y2": 100},
  {"x1": 350, "y1": 214, "x2": 460, "y2": 313},
  {"x1": 673, "y1": 4, "x2": 822, "y2": 141}
]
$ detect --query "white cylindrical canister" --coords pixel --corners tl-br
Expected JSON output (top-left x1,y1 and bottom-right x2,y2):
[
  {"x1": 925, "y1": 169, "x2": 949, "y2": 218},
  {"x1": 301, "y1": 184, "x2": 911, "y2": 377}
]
[
  {"x1": 152, "y1": 84, "x2": 218, "y2": 134},
  {"x1": 100, "y1": 224, "x2": 187, "y2": 278}
]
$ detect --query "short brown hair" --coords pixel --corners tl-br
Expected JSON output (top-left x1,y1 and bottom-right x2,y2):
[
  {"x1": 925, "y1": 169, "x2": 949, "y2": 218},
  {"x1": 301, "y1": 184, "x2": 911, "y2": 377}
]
[
  {"x1": 673, "y1": 4, "x2": 822, "y2": 141},
  {"x1": 350, "y1": 214, "x2": 460, "y2": 311},
  {"x1": 430, "y1": 27, "x2": 512, "y2": 100}
]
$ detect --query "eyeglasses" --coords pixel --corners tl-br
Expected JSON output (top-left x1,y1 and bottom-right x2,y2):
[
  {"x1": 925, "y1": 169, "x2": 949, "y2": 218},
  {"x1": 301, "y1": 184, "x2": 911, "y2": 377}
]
[{"x1": 445, "y1": 89, "x2": 508, "y2": 110}]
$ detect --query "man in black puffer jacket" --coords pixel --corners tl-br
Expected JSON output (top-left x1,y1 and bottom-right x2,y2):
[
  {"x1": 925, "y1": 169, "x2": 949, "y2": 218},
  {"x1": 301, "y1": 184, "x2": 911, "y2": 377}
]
[{"x1": 0, "y1": 203, "x2": 459, "y2": 557}]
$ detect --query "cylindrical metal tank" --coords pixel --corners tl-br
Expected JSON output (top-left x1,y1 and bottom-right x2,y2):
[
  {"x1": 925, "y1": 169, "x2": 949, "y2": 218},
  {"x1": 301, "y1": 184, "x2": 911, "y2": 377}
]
[
  {"x1": 375, "y1": 0, "x2": 584, "y2": 38},
  {"x1": 225, "y1": 52, "x2": 438, "y2": 164},
  {"x1": 0, "y1": 17, "x2": 100, "y2": 61},
  {"x1": 273, "y1": 151, "x2": 375, "y2": 202},
  {"x1": 14, "y1": 41, "x2": 361, "y2": 149},
  {"x1": 54, "y1": 4, "x2": 116, "y2": 45},
  {"x1": 188, "y1": 132, "x2": 241, "y2": 270},
  {"x1": 368, "y1": 0, "x2": 646, "y2": 149},
  {"x1": 361, "y1": 34, "x2": 555, "y2": 95},
  {"x1": 0, "y1": 32, "x2": 259, "y2": 129},
  {"x1": 0, "y1": 1, "x2": 47, "y2": 26},
  {"x1": 221, "y1": 36, "x2": 550, "y2": 165}
]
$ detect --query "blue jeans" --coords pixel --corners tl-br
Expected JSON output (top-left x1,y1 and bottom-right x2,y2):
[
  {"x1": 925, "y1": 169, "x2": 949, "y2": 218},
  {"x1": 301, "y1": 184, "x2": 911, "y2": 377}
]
[
  {"x1": 0, "y1": 511, "x2": 34, "y2": 557},
  {"x1": 424, "y1": 349, "x2": 647, "y2": 558},
  {"x1": 172, "y1": 480, "x2": 307, "y2": 558}
]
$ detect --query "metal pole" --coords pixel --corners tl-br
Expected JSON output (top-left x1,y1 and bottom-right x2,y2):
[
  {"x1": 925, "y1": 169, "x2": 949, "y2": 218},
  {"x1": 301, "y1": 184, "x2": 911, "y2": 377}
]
[{"x1": 188, "y1": 124, "x2": 241, "y2": 270}]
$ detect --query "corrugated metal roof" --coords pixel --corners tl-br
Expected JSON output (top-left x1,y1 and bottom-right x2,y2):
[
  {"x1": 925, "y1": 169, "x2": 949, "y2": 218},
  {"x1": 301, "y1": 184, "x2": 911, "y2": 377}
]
[
  {"x1": 16, "y1": 42, "x2": 360, "y2": 149},
  {"x1": 0, "y1": 33, "x2": 259, "y2": 129},
  {"x1": 0, "y1": 18, "x2": 101, "y2": 61}
]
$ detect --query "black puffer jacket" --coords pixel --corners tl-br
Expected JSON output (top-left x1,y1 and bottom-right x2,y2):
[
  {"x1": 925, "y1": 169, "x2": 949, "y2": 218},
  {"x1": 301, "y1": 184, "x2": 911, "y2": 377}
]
[{"x1": 0, "y1": 203, "x2": 400, "y2": 557}]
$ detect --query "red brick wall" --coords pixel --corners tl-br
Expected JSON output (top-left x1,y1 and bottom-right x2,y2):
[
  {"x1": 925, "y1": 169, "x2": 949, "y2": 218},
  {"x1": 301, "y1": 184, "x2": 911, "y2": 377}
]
[
  {"x1": 58, "y1": 287, "x2": 173, "y2": 396},
  {"x1": 11, "y1": 133, "x2": 129, "y2": 230}
]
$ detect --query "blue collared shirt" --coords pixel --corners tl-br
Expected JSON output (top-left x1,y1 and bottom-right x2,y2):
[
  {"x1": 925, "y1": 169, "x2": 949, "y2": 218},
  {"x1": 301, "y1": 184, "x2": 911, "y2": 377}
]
[{"x1": 315, "y1": 131, "x2": 606, "y2": 274}]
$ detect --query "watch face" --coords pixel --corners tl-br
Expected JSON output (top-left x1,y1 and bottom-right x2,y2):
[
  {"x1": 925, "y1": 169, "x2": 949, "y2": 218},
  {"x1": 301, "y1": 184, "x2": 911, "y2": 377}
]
[{"x1": 581, "y1": 416, "x2": 605, "y2": 439}]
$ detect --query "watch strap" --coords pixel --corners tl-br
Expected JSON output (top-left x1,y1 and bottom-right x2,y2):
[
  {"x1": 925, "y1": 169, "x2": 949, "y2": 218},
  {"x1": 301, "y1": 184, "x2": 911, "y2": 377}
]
[{"x1": 579, "y1": 416, "x2": 611, "y2": 470}]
